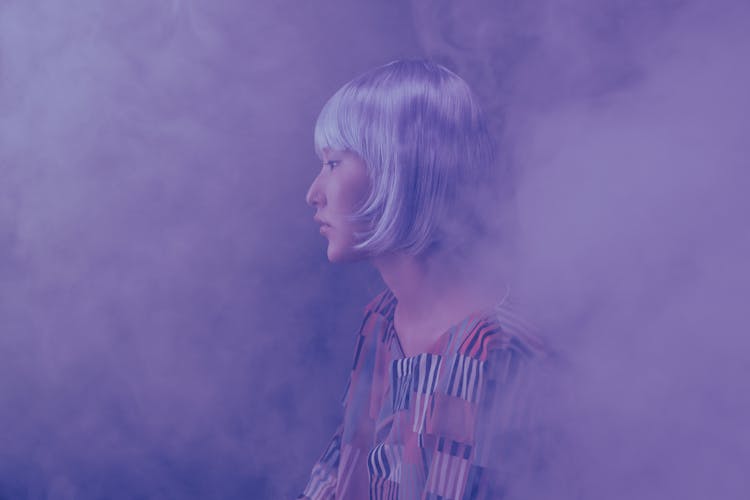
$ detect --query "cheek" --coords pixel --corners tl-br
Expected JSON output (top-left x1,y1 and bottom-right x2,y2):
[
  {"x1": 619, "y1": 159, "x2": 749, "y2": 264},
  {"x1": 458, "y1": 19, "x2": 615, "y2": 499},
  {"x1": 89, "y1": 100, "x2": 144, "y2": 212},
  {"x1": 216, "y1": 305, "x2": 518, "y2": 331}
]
[
  {"x1": 341, "y1": 176, "x2": 371, "y2": 213},
  {"x1": 325, "y1": 212, "x2": 366, "y2": 261}
]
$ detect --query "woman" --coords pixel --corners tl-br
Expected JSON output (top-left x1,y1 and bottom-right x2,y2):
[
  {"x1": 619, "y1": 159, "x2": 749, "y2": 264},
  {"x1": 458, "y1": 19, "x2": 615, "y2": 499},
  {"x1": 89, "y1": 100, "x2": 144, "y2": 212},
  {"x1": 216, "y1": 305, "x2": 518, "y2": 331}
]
[{"x1": 300, "y1": 60, "x2": 548, "y2": 499}]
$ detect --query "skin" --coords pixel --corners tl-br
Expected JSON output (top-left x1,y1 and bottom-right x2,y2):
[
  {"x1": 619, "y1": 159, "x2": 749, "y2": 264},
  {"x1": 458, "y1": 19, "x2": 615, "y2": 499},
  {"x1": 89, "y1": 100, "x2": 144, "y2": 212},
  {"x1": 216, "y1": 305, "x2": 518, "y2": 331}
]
[
  {"x1": 306, "y1": 148, "x2": 510, "y2": 356},
  {"x1": 373, "y1": 252, "x2": 510, "y2": 356},
  {"x1": 305, "y1": 148, "x2": 372, "y2": 263}
]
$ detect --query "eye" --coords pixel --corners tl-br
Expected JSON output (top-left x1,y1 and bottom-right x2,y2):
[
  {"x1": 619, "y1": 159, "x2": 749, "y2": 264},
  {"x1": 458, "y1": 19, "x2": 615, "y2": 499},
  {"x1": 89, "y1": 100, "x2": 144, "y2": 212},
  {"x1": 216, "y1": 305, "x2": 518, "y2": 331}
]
[{"x1": 323, "y1": 160, "x2": 340, "y2": 170}]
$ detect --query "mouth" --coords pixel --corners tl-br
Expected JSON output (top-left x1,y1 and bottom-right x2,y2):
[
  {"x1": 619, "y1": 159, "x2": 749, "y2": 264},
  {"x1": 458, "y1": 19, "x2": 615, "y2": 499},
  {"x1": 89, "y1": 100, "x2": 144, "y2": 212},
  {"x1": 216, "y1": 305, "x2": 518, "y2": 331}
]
[{"x1": 314, "y1": 216, "x2": 331, "y2": 228}]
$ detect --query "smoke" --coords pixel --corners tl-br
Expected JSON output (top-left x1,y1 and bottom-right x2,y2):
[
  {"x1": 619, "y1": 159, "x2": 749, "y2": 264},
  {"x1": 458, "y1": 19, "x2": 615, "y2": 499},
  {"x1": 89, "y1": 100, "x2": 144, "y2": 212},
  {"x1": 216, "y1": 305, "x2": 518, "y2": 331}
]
[
  {"x1": 415, "y1": 0, "x2": 750, "y2": 498},
  {"x1": 382, "y1": 0, "x2": 746, "y2": 495},
  {"x1": 1, "y1": 0, "x2": 747, "y2": 498},
  {"x1": 0, "y1": 1, "x2": 419, "y2": 498}
]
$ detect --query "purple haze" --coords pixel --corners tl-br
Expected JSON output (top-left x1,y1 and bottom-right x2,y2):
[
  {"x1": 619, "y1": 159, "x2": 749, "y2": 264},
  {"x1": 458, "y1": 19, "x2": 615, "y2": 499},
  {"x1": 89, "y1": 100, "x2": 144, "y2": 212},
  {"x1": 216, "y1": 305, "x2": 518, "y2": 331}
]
[{"x1": 0, "y1": 0, "x2": 748, "y2": 499}]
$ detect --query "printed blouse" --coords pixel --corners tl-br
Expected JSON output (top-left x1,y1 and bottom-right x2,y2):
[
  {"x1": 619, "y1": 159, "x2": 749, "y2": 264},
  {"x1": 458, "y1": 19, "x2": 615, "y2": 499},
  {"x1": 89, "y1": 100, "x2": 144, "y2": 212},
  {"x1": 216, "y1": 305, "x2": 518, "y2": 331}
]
[{"x1": 299, "y1": 288, "x2": 549, "y2": 499}]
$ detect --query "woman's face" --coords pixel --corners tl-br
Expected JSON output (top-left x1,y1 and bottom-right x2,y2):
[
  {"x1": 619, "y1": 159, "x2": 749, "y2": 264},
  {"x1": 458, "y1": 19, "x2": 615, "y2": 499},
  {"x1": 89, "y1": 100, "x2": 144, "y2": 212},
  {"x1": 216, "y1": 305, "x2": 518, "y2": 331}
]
[{"x1": 306, "y1": 148, "x2": 372, "y2": 262}]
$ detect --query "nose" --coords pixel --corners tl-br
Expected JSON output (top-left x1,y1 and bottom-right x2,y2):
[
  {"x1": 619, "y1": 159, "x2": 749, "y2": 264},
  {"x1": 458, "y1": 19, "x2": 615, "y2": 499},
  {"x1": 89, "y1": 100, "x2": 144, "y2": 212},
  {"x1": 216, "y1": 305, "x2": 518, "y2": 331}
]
[{"x1": 305, "y1": 172, "x2": 325, "y2": 208}]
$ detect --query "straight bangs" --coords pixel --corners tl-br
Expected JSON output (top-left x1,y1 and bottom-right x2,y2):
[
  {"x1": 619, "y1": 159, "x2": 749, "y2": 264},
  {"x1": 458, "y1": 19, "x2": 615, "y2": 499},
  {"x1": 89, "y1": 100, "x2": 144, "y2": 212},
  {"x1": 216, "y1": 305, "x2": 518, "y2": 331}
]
[
  {"x1": 313, "y1": 79, "x2": 398, "y2": 251},
  {"x1": 313, "y1": 91, "x2": 351, "y2": 158}
]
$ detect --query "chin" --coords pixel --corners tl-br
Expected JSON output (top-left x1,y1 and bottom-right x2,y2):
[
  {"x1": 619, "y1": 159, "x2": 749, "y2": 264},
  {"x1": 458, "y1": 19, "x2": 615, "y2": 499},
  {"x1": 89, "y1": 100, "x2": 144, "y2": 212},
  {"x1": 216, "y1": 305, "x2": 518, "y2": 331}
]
[{"x1": 326, "y1": 244, "x2": 365, "y2": 263}]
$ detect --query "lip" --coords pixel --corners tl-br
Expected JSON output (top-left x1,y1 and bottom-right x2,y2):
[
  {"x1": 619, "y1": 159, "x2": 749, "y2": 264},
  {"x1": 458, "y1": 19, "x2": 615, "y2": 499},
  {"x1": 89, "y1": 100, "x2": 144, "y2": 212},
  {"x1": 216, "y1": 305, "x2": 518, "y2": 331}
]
[
  {"x1": 314, "y1": 216, "x2": 332, "y2": 236},
  {"x1": 314, "y1": 216, "x2": 331, "y2": 227}
]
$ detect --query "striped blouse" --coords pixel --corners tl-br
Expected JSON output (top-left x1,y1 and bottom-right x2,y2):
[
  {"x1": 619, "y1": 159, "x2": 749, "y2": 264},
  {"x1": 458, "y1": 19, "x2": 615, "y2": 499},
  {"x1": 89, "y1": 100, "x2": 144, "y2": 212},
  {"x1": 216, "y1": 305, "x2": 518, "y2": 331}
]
[{"x1": 299, "y1": 288, "x2": 549, "y2": 500}]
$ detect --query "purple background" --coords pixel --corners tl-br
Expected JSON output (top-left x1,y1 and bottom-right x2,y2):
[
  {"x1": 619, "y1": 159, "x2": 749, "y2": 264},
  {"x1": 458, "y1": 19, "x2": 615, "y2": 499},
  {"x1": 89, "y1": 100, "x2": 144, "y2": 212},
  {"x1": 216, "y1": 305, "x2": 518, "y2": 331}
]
[{"x1": 0, "y1": 1, "x2": 748, "y2": 498}]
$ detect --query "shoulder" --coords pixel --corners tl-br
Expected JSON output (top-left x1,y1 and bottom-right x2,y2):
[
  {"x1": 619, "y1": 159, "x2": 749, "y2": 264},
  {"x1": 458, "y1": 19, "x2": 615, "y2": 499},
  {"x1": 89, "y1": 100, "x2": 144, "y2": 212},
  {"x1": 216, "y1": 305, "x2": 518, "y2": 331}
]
[
  {"x1": 344, "y1": 289, "x2": 397, "y2": 396},
  {"x1": 363, "y1": 288, "x2": 397, "y2": 317},
  {"x1": 457, "y1": 296, "x2": 549, "y2": 365},
  {"x1": 349, "y1": 289, "x2": 397, "y2": 352},
  {"x1": 355, "y1": 288, "x2": 397, "y2": 338}
]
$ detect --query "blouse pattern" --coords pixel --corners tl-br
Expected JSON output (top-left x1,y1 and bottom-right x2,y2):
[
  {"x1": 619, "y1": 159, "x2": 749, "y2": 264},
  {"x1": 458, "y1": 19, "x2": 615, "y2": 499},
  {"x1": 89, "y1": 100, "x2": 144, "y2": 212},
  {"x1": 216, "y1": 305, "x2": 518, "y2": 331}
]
[{"x1": 299, "y1": 288, "x2": 548, "y2": 500}]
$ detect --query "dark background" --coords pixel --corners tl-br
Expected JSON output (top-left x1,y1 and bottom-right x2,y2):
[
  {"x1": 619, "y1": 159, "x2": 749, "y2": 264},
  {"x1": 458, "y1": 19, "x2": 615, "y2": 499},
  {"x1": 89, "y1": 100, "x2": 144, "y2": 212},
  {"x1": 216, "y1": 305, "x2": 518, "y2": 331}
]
[{"x1": 0, "y1": 1, "x2": 748, "y2": 498}]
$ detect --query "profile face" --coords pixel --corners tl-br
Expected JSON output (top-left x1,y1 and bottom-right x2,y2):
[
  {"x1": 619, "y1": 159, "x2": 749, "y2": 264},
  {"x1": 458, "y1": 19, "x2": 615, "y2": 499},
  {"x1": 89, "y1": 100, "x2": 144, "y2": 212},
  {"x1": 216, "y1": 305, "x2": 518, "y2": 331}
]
[{"x1": 306, "y1": 149, "x2": 372, "y2": 262}]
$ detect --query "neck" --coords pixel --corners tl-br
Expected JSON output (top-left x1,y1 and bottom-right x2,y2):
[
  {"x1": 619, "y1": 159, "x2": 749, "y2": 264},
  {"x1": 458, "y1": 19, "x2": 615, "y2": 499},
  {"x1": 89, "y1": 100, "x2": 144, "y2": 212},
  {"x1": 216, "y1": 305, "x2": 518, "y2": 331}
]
[{"x1": 370, "y1": 250, "x2": 510, "y2": 353}]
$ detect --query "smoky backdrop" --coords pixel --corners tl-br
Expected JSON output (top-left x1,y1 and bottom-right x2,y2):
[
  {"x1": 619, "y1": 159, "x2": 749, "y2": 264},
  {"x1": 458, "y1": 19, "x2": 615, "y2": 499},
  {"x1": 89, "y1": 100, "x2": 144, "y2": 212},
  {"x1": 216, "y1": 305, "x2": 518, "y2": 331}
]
[{"x1": 0, "y1": 1, "x2": 747, "y2": 499}]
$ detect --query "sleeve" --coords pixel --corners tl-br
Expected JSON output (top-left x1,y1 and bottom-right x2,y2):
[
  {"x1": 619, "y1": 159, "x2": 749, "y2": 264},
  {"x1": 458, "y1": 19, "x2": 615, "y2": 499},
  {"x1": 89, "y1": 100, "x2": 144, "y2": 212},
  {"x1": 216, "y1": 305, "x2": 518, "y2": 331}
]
[
  {"x1": 423, "y1": 346, "x2": 546, "y2": 500},
  {"x1": 298, "y1": 369, "x2": 353, "y2": 500},
  {"x1": 467, "y1": 347, "x2": 544, "y2": 499},
  {"x1": 297, "y1": 421, "x2": 344, "y2": 500},
  {"x1": 298, "y1": 292, "x2": 385, "y2": 499},
  {"x1": 297, "y1": 289, "x2": 393, "y2": 500}
]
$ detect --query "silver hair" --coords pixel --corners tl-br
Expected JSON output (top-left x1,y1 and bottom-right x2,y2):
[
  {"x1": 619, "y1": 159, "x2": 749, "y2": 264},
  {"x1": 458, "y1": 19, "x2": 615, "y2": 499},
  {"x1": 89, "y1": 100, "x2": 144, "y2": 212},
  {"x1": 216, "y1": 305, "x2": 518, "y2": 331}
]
[{"x1": 314, "y1": 59, "x2": 498, "y2": 257}]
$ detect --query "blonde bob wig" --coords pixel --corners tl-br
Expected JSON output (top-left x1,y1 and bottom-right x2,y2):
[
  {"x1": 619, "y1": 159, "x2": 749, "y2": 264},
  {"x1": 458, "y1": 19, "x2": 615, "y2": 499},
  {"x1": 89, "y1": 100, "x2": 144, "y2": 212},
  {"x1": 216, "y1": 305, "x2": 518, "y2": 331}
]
[{"x1": 314, "y1": 59, "x2": 501, "y2": 257}]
